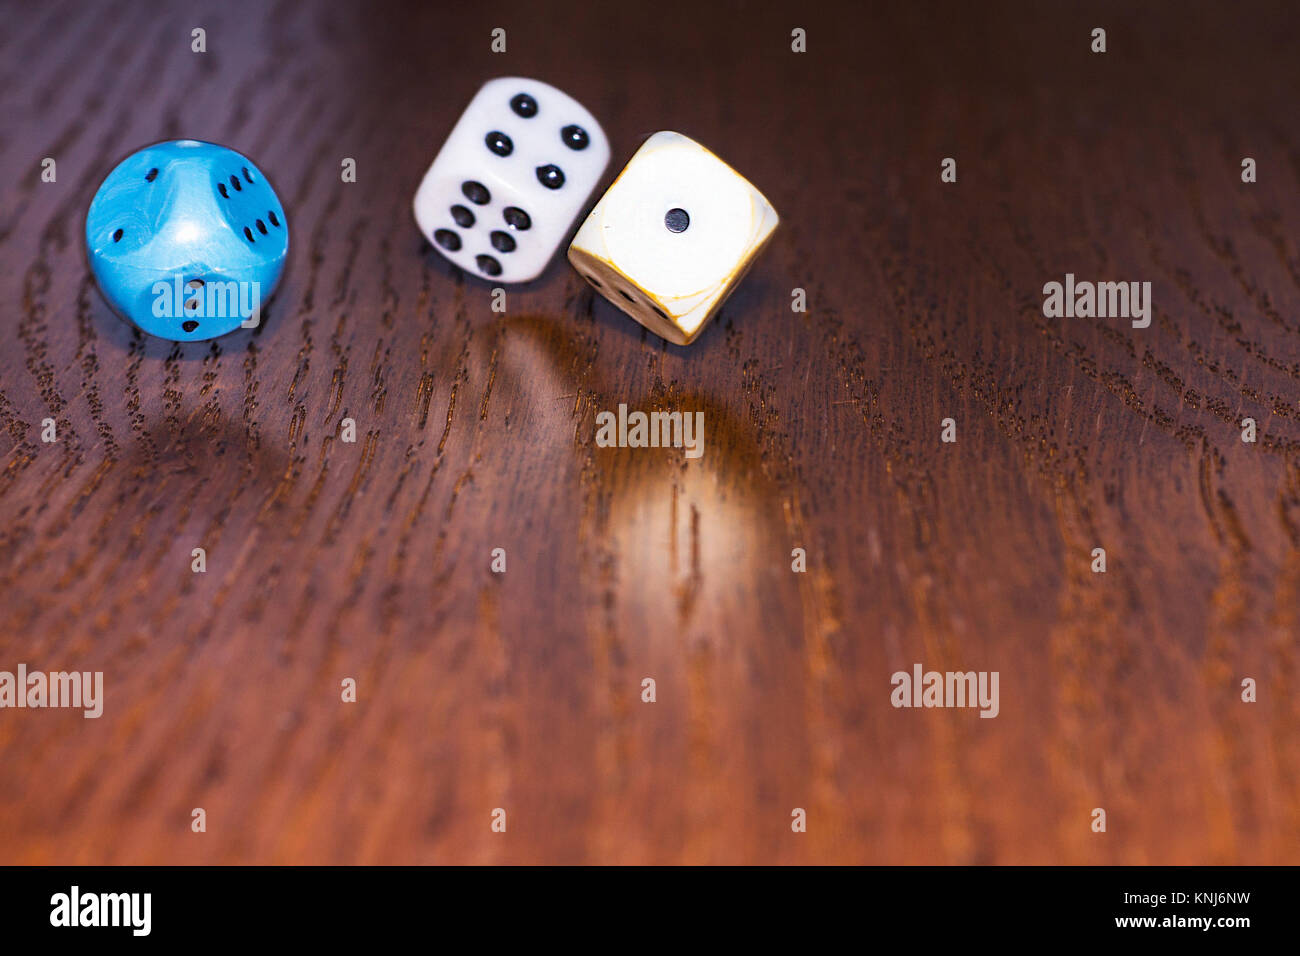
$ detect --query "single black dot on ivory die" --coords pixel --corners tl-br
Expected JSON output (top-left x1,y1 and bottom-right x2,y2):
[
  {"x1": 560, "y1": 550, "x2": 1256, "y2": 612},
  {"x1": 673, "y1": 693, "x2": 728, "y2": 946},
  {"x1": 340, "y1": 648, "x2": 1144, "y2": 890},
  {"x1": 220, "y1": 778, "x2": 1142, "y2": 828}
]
[{"x1": 665, "y1": 208, "x2": 690, "y2": 233}]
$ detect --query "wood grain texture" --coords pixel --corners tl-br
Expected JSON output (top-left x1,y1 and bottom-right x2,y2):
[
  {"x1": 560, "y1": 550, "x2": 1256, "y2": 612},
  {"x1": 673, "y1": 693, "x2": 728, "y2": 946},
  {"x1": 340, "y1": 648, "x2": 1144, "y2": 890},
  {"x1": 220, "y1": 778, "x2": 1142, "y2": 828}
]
[{"x1": 1, "y1": 0, "x2": 1298, "y2": 864}]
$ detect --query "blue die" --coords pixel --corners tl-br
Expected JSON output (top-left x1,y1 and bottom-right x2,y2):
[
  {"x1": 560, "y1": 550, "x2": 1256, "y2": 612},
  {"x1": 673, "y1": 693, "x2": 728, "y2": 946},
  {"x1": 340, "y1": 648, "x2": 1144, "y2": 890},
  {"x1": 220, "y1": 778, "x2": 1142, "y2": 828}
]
[{"x1": 85, "y1": 140, "x2": 288, "y2": 341}]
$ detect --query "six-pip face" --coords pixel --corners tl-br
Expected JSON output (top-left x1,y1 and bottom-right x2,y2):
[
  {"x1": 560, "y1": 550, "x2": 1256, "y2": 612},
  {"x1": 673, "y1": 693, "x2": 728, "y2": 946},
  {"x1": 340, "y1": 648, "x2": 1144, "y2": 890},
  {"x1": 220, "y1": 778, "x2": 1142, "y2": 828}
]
[{"x1": 412, "y1": 76, "x2": 611, "y2": 284}]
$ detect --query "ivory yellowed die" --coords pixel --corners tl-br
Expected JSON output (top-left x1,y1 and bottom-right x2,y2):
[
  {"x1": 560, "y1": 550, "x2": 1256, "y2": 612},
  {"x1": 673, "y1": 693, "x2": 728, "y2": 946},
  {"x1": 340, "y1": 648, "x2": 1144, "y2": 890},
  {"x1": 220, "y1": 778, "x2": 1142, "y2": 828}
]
[{"x1": 567, "y1": 131, "x2": 778, "y2": 345}]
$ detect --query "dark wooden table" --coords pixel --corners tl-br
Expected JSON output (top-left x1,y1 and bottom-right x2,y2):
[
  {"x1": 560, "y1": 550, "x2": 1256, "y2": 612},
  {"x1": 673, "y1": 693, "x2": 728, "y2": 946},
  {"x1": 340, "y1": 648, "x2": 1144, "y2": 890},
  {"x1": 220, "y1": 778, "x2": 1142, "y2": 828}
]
[{"x1": 1, "y1": 0, "x2": 1298, "y2": 864}]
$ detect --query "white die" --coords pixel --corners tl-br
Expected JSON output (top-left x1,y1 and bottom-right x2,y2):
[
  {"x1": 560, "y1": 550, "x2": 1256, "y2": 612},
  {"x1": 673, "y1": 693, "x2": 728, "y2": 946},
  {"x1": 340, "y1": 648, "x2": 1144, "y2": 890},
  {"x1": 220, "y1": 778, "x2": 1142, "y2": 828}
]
[
  {"x1": 567, "y1": 131, "x2": 778, "y2": 345},
  {"x1": 413, "y1": 77, "x2": 610, "y2": 284}
]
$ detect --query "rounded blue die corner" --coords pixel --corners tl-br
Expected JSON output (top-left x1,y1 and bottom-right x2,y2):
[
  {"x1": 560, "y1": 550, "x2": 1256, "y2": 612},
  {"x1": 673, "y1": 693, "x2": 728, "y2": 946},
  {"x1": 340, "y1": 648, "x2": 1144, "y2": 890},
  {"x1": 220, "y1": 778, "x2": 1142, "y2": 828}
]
[{"x1": 84, "y1": 139, "x2": 290, "y2": 342}]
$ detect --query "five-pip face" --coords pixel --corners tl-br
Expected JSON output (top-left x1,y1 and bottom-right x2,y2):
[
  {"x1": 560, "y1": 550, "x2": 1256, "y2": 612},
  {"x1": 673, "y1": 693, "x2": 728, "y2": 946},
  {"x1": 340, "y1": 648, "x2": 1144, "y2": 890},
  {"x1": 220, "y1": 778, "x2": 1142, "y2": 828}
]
[{"x1": 412, "y1": 76, "x2": 610, "y2": 284}]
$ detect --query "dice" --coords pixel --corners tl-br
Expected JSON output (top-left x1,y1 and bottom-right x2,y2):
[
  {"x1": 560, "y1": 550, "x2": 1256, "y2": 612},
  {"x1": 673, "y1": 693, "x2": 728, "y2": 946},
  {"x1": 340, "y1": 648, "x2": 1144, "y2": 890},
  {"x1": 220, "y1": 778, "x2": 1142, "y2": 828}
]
[
  {"x1": 413, "y1": 77, "x2": 610, "y2": 283},
  {"x1": 567, "y1": 132, "x2": 778, "y2": 345},
  {"x1": 85, "y1": 140, "x2": 288, "y2": 341}
]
